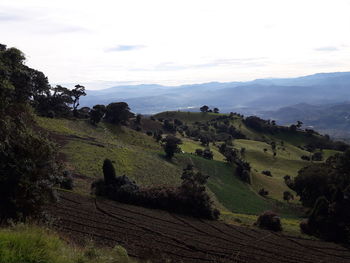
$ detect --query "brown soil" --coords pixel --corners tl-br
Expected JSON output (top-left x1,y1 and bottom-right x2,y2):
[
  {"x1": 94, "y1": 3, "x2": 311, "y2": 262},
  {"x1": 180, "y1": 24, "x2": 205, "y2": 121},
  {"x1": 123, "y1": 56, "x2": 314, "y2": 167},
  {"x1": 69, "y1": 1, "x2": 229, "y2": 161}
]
[{"x1": 47, "y1": 191, "x2": 350, "y2": 263}]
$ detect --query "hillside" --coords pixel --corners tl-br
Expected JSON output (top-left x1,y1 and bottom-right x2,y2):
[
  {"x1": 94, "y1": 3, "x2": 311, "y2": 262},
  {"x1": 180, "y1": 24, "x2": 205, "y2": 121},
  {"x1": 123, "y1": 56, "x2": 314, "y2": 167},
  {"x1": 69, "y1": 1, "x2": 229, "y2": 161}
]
[{"x1": 36, "y1": 111, "x2": 345, "y2": 224}]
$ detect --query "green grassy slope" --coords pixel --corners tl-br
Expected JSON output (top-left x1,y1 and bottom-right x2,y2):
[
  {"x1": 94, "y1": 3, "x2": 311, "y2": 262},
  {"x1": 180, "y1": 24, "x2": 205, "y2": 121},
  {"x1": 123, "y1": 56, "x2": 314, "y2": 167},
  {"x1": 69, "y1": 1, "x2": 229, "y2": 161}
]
[{"x1": 36, "y1": 117, "x2": 182, "y2": 192}]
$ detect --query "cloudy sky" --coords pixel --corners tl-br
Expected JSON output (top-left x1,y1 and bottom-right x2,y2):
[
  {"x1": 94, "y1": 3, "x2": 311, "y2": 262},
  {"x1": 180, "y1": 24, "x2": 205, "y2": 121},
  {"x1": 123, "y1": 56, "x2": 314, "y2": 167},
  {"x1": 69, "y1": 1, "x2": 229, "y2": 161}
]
[{"x1": 1, "y1": 0, "x2": 350, "y2": 89}]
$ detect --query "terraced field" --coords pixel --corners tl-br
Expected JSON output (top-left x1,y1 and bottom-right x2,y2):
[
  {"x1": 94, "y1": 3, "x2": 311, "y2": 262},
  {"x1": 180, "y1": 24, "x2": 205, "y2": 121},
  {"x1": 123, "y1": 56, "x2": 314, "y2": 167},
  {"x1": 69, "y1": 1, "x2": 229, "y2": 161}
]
[{"x1": 47, "y1": 191, "x2": 350, "y2": 263}]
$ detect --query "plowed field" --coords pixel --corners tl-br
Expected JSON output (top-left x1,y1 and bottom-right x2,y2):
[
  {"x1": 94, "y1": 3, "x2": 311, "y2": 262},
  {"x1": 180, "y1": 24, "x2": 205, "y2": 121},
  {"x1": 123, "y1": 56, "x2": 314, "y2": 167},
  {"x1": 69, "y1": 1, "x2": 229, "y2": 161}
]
[{"x1": 47, "y1": 191, "x2": 350, "y2": 263}]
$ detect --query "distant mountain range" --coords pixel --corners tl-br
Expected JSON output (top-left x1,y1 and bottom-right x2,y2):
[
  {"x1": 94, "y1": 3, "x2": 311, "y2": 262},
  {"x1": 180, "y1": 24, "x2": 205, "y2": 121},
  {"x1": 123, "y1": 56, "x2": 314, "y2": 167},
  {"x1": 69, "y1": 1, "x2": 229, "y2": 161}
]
[{"x1": 80, "y1": 72, "x2": 350, "y2": 138}]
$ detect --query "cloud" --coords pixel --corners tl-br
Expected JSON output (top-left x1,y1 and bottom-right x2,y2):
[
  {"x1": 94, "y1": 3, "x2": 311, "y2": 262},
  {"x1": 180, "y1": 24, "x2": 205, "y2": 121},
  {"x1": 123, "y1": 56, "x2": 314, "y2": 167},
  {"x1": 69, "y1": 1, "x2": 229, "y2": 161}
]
[
  {"x1": 105, "y1": 45, "x2": 146, "y2": 52},
  {"x1": 314, "y1": 46, "x2": 339, "y2": 52}
]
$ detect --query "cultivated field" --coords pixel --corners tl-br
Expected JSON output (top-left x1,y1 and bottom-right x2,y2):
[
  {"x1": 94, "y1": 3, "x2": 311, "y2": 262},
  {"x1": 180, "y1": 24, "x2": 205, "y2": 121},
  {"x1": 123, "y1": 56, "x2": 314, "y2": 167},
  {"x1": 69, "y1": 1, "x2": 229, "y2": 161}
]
[{"x1": 47, "y1": 191, "x2": 350, "y2": 263}]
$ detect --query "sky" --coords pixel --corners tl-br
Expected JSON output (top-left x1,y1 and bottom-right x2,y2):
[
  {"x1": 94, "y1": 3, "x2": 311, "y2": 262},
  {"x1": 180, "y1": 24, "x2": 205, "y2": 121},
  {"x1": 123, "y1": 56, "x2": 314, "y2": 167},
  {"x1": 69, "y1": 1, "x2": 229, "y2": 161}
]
[{"x1": 1, "y1": 0, "x2": 350, "y2": 89}]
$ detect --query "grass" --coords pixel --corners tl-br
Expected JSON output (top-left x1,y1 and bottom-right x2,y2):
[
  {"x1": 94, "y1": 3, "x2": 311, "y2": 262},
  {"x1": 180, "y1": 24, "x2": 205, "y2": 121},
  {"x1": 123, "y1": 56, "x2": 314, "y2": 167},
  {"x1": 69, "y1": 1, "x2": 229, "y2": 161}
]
[
  {"x1": 220, "y1": 211, "x2": 308, "y2": 237},
  {"x1": 0, "y1": 224, "x2": 137, "y2": 263},
  {"x1": 37, "y1": 117, "x2": 182, "y2": 190}
]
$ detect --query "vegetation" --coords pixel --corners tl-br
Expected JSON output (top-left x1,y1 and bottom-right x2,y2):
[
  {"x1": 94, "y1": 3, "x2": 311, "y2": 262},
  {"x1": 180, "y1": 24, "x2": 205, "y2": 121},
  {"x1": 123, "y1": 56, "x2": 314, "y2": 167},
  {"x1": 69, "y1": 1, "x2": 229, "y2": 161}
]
[
  {"x1": 0, "y1": 224, "x2": 136, "y2": 263},
  {"x1": 93, "y1": 160, "x2": 219, "y2": 219},
  {"x1": 255, "y1": 211, "x2": 282, "y2": 232},
  {"x1": 0, "y1": 44, "x2": 62, "y2": 222}
]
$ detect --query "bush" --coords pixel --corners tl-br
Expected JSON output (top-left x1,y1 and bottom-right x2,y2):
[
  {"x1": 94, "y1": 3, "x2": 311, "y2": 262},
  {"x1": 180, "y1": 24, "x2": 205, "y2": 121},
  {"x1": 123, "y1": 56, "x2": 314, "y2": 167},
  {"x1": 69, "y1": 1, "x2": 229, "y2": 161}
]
[
  {"x1": 259, "y1": 188, "x2": 269, "y2": 197},
  {"x1": 255, "y1": 211, "x2": 282, "y2": 232},
  {"x1": 312, "y1": 152, "x2": 323, "y2": 161},
  {"x1": 60, "y1": 171, "x2": 74, "y2": 190},
  {"x1": 262, "y1": 170, "x2": 272, "y2": 177},
  {"x1": 301, "y1": 155, "x2": 311, "y2": 161}
]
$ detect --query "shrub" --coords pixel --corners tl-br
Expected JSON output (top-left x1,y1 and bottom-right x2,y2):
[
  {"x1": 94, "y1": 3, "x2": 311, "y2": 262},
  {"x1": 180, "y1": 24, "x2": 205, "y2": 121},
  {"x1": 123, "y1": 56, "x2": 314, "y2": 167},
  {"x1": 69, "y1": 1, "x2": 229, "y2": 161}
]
[
  {"x1": 255, "y1": 211, "x2": 282, "y2": 232},
  {"x1": 60, "y1": 171, "x2": 74, "y2": 190},
  {"x1": 262, "y1": 170, "x2": 272, "y2": 177},
  {"x1": 312, "y1": 152, "x2": 323, "y2": 161},
  {"x1": 195, "y1": 148, "x2": 203, "y2": 156},
  {"x1": 301, "y1": 155, "x2": 311, "y2": 161},
  {"x1": 259, "y1": 188, "x2": 269, "y2": 197}
]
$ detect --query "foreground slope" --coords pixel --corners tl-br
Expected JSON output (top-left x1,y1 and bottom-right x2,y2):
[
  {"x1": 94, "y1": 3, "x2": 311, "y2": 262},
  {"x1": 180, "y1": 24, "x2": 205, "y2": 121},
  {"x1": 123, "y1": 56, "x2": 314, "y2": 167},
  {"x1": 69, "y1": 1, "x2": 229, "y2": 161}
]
[{"x1": 48, "y1": 191, "x2": 350, "y2": 263}]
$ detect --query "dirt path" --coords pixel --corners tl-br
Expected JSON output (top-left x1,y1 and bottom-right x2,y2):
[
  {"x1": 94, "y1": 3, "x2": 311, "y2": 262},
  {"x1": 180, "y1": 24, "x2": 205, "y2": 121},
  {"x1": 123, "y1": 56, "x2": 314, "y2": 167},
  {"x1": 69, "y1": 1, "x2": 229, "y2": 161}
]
[{"x1": 47, "y1": 191, "x2": 350, "y2": 263}]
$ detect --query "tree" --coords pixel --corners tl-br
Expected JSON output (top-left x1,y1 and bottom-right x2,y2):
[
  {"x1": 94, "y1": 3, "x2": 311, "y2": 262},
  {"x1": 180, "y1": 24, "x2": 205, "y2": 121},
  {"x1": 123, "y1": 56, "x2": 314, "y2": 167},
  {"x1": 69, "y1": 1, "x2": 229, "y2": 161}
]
[
  {"x1": 296, "y1": 120, "x2": 303, "y2": 129},
  {"x1": 105, "y1": 102, "x2": 133, "y2": 125},
  {"x1": 103, "y1": 159, "x2": 117, "y2": 185},
  {"x1": 70, "y1": 84, "x2": 86, "y2": 116},
  {"x1": 213, "y1": 107, "x2": 219, "y2": 114},
  {"x1": 200, "y1": 105, "x2": 209, "y2": 113},
  {"x1": 136, "y1": 114, "x2": 142, "y2": 124},
  {"x1": 0, "y1": 44, "x2": 61, "y2": 221},
  {"x1": 202, "y1": 148, "x2": 214, "y2": 160},
  {"x1": 163, "y1": 135, "x2": 182, "y2": 159},
  {"x1": 90, "y1": 104, "x2": 106, "y2": 125}
]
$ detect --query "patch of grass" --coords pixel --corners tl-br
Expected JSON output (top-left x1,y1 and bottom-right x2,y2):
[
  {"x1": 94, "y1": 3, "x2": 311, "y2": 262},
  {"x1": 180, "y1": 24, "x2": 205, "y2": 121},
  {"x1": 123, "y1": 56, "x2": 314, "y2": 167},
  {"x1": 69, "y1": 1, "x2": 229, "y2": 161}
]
[{"x1": 0, "y1": 224, "x2": 136, "y2": 263}]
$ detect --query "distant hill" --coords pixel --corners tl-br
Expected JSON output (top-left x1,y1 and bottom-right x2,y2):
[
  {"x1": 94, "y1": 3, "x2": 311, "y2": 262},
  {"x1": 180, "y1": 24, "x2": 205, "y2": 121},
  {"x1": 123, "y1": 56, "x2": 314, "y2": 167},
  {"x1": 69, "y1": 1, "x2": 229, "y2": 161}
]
[
  {"x1": 80, "y1": 72, "x2": 350, "y2": 115},
  {"x1": 260, "y1": 102, "x2": 350, "y2": 140}
]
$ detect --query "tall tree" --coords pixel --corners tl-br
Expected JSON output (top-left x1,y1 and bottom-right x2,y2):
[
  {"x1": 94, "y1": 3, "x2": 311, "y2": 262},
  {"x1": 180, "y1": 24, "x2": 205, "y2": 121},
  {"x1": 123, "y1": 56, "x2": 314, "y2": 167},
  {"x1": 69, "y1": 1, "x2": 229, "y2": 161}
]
[
  {"x1": 105, "y1": 102, "x2": 133, "y2": 125},
  {"x1": 71, "y1": 84, "x2": 86, "y2": 116}
]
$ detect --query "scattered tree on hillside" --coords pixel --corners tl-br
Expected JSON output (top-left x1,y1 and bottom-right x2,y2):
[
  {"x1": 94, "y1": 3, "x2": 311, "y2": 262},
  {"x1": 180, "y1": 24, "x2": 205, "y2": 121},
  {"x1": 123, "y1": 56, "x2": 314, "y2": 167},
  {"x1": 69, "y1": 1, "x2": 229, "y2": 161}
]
[
  {"x1": 71, "y1": 84, "x2": 86, "y2": 116},
  {"x1": 200, "y1": 105, "x2": 209, "y2": 113},
  {"x1": 104, "y1": 102, "x2": 133, "y2": 125},
  {"x1": 163, "y1": 135, "x2": 182, "y2": 159},
  {"x1": 213, "y1": 107, "x2": 219, "y2": 114},
  {"x1": 255, "y1": 211, "x2": 282, "y2": 232},
  {"x1": 90, "y1": 104, "x2": 106, "y2": 125}
]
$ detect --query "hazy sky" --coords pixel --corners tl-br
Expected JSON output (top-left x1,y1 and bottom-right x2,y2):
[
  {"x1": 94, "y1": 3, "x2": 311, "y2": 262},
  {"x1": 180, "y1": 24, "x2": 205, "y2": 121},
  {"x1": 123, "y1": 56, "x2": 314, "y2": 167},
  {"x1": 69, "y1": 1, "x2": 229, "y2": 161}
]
[{"x1": 1, "y1": 0, "x2": 350, "y2": 89}]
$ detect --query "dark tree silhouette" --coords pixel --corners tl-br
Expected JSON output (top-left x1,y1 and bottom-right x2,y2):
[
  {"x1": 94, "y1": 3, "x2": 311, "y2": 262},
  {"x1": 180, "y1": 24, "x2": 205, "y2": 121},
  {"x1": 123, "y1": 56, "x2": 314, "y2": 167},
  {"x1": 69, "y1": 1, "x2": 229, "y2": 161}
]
[
  {"x1": 213, "y1": 107, "x2": 219, "y2": 113},
  {"x1": 71, "y1": 84, "x2": 86, "y2": 116},
  {"x1": 200, "y1": 105, "x2": 209, "y2": 113},
  {"x1": 103, "y1": 159, "x2": 117, "y2": 185},
  {"x1": 90, "y1": 104, "x2": 106, "y2": 125},
  {"x1": 163, "y1": 135, "x2": 182, "y2": 159},
  {"x1": 105, "y1": 102, "x2": 133, "y2": 125}
]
